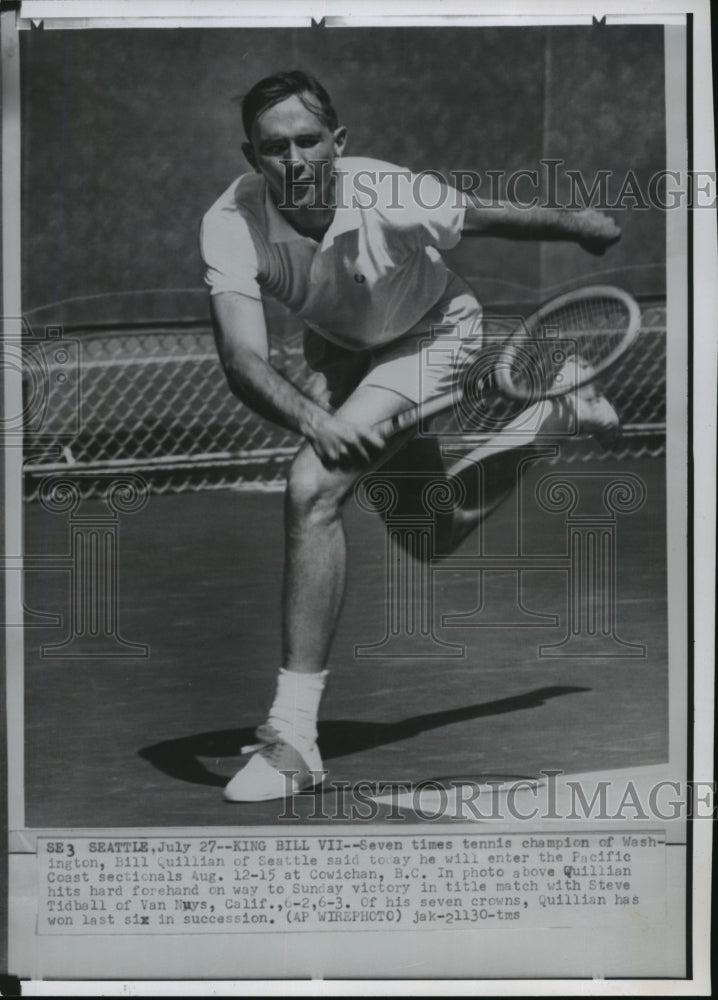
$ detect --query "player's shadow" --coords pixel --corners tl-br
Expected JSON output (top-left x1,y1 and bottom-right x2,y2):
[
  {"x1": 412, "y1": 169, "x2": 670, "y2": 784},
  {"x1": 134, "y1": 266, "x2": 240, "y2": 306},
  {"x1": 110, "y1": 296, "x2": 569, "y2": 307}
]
[{"x1": 138, "y1": 685, "x2": 589, "y2": 788}]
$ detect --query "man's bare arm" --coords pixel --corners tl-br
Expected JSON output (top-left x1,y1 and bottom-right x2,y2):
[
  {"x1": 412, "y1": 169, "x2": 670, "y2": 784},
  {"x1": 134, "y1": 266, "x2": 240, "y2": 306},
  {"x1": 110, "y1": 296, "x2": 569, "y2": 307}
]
[
  {"x1": 211, "y1": 292, "x2": 321, "y2": 433},
  {"x1": 462, "y1": 197, "x2": 621, "y2": 255},
  {"x1": 211, "y1": 292, "x2": 384, "y2": 465}
]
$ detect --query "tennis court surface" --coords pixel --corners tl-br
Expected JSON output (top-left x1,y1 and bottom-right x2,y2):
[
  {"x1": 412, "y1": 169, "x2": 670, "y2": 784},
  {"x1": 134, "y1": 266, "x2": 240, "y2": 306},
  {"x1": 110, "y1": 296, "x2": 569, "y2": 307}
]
[{"x1": 21, "y1": 292, "x2": 668, "y2": 828}]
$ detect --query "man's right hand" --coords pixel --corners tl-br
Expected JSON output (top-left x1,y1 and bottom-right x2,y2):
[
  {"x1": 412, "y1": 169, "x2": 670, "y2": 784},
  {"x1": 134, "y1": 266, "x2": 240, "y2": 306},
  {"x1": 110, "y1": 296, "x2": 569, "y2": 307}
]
[
  {"x1": 303, "y1": 411, "x2": 386, "y2": 467},
  {"x1": 575, "y1": 209, "x2": 622, "y2": 255}
]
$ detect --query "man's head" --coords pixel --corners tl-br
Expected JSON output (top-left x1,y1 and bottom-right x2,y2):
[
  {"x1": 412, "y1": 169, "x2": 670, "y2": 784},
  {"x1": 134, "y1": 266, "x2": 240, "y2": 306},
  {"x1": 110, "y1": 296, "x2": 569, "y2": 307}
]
[{"x1": 241, "y1": 71, "x2": 347, "y2": 212}]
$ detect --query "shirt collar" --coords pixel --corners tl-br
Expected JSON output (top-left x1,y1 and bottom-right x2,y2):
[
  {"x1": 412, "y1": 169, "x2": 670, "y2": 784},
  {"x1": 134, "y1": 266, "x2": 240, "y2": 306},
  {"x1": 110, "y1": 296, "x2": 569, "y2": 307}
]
[
  {"x1": 264, "y1": 185, "x2": 308, "y2": 243},
  {"x1": 263, "y1": 170, "x2": 362, "y2": 246}
]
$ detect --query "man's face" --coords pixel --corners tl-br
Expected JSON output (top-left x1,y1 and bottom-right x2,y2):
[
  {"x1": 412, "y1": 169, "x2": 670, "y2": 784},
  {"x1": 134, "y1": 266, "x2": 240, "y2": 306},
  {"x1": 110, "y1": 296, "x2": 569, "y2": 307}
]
[{"x1": 244, "y1": 93, "x2": 346, "y2": 211}]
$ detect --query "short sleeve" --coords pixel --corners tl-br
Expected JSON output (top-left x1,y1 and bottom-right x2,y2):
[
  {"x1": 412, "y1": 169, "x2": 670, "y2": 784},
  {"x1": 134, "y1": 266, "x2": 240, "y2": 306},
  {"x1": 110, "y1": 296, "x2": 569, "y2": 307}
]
[
  {"x1": 199, "y1": 207, "x2": 263, "y2": 300},
  {"x1": 406, "y1": 172, "x2": 469, "y2": 250}
]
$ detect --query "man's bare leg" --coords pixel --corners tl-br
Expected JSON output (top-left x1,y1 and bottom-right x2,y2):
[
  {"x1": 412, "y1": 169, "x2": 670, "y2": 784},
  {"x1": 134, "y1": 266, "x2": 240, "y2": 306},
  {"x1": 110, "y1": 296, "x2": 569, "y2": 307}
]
[
  {"x1": 380, "y1": 400, "x2": 555, "y2": 556},
  {"x1": 282, "y1": 384, "x2": 423, "y2": 673},
  {"x1": 281, "y1": 443, "x2": 353, "y2": 675},
  {"x1": 224, "y1": 384, "x2": 420, "y2": 801}
]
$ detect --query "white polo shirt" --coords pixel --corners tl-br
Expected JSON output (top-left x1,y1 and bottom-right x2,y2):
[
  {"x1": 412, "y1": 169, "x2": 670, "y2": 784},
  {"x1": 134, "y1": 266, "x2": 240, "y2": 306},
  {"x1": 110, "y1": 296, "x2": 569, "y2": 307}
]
[{"x1": 199, "y1": 156, "x2": 468, "y2": 350}]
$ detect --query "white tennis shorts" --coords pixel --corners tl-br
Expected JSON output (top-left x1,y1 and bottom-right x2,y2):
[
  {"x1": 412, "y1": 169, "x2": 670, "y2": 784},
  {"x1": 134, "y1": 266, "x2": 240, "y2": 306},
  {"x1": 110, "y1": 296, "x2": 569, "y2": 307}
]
[{"x1": 303, "y1": 271, "x2": 483, "y2": 409}]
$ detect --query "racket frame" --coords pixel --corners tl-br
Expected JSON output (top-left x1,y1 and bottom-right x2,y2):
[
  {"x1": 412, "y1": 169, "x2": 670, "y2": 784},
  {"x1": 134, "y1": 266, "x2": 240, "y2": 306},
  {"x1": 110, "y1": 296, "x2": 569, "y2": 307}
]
[
  {"x1": 493, "y1": 284, "x2": 642, "y2": 401},
  {"x1": 375, "y1": 285, "x2": 641, "y2": 438}
]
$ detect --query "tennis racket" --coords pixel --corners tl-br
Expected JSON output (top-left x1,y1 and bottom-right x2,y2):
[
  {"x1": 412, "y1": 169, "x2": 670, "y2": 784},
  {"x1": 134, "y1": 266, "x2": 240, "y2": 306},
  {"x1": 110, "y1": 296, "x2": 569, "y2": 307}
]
[{"x1": 375, "y1": 285, "x2": 641, "y2": 438}]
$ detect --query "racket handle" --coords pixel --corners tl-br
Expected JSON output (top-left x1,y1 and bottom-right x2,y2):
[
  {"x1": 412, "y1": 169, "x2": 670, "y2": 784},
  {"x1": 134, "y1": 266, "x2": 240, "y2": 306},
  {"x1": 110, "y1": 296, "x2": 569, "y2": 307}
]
[
  {"x1": 375, "y1": 407, "x2": 418, "y2": 438},
  {"x1": 375, "y1": 389, "x2": 461, "y2": 439}
]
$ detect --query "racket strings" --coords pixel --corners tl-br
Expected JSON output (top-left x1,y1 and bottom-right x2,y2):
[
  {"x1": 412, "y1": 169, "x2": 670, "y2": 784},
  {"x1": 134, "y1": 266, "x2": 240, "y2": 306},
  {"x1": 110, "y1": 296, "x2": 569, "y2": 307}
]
[{"x1": 502, "y1": 295, "x2": 634, "y2": 398}]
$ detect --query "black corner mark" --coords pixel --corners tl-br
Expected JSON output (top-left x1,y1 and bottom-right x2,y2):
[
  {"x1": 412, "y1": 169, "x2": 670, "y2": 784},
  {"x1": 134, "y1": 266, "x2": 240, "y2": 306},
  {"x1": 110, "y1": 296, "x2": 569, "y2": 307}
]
[
  {"x1": 311, "y1": 16, "x2": 326, "y2": 28},
  {"x1": 592, "y1": 15, "x2": 607, "y2": 26},
  {"x1": 0, "y1": 976, "x2": 22, "y2": 997}
]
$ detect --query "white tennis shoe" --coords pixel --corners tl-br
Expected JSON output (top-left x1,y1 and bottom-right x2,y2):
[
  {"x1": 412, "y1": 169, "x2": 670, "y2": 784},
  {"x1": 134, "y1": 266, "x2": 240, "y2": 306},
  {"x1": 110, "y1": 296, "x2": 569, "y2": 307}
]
[
  {"x1": 224, "y1": 724, "x2": 325, "y2": 802},
  {"x1": 553, "y1": 354, "x2": 620, "y2": 449}
]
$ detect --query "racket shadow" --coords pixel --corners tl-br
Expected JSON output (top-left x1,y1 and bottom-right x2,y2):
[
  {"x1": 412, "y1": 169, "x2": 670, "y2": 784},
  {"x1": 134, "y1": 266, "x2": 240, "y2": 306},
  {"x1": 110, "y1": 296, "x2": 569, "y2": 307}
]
[{"x1": 138, "y1": 684, "x2": 590, "y2": 788}]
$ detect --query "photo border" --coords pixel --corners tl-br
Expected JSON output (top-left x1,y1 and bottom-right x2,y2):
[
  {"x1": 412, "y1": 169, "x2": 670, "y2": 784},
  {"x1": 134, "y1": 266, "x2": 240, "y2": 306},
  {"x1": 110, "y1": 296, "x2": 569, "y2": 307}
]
[{"x1": 2, "y1": 1, "x2": 714, "y2": 993}]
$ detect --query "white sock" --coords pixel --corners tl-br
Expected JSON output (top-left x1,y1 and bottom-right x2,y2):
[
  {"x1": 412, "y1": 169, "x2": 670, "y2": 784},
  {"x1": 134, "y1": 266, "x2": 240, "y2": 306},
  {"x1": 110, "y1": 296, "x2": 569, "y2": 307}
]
[{"x1": 267, "y1": 669, "x2": 329, "y2": 752}]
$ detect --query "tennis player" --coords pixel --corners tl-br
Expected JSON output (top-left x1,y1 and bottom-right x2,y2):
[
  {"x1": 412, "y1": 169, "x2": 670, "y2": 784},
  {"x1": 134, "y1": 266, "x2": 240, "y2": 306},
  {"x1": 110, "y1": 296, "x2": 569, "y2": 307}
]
[{"x1": 200, "y1": 71, "x2": 621, "y2": 802}]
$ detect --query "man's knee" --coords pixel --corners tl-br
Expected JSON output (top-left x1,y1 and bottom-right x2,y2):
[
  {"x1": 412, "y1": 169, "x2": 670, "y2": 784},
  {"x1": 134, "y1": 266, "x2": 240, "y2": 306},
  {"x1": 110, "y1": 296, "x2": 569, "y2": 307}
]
[{"x1": 286, "y1": 449, "x2": 347, "y2": 524}]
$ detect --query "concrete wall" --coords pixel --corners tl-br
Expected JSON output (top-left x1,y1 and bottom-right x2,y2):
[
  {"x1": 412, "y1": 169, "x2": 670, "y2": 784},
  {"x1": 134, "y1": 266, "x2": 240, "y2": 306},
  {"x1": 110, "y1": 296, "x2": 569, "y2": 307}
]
[{"x1": 21, "y1": 24, "x2": 665, "y2": 311}]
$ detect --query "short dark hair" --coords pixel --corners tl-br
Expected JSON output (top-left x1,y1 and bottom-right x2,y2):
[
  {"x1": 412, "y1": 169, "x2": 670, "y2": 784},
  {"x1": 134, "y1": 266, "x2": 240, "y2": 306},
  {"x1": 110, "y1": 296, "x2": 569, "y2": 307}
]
[{"x1": 241, "y1": 70, "x2": 338, "y2": 140}]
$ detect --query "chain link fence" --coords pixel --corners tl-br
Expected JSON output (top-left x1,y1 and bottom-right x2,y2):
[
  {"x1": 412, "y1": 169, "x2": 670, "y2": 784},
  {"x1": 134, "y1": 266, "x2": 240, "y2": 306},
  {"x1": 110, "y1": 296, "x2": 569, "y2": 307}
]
[{"x1": 22, "y1": 291, "x2": 666, "y2": 501}]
